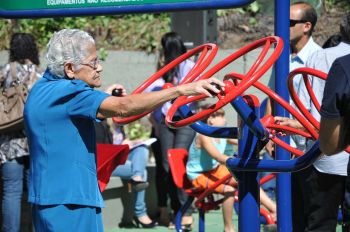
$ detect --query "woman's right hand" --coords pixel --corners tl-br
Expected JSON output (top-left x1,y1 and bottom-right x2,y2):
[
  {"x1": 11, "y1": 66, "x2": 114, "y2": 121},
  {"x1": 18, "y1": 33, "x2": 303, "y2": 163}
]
[{"x1": 176, "y1": 78, "x2": 225, "y2": 97}]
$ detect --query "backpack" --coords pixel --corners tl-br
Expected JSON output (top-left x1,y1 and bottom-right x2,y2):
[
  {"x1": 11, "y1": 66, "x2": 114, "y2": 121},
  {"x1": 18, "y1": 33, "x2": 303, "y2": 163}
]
[{"x1": 0, "y1": 61, "x2": 39, "y2": 133}]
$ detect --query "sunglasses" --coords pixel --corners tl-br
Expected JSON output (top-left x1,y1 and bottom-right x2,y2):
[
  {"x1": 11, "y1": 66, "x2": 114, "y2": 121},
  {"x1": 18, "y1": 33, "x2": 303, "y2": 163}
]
[{"x1": 290, "y1": 19, "x2": 308, "y2": 27}]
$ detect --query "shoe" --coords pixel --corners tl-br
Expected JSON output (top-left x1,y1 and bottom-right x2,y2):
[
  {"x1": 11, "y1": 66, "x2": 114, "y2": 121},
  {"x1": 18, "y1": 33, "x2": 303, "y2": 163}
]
[
  {"x1": 128, "y1": 179, "x2": 149, "y2": 192},
  {"x1": 133, "y1": 216, "x2": 157, "y2": 228},
  {"x1": 181, "y1": 216, "x2": 194, "y2": 231},
  {"x1": 263, "y1": 224, "x2": 277, "y2": 232},
  {"x1": 181, "y1": 223, "x2": 193, "y2": 231},
  {"x1": 168, "y1": 222, "x2": 175, "y2": 230},
  {"x1": 118, "y1": 221, "x2": 136, "y2": 228}
]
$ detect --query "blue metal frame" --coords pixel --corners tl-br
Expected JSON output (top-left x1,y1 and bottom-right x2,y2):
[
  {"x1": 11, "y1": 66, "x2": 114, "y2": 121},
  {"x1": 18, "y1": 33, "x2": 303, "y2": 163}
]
[
  {"x1": 274, "y1": 1, "x2": 292, "y2": 231},
  {"x1": 174, "y1": 195, "x2": 206, "y2": 232},
  {"x1": 235, "y1": 95, "x2": 261, "y2": 232},
  {"x1": 178, "y1": 91, "x2": 320, "y2": 232},
  {"x1": 0, "y1": 0, "x2": 254, "y2": 18},
  {"x1": 177, "y1": 1, "x2": 292, "y2": 231},
  {"x1": 0, "y1": 0, "x2": 294, "y2": 231}
]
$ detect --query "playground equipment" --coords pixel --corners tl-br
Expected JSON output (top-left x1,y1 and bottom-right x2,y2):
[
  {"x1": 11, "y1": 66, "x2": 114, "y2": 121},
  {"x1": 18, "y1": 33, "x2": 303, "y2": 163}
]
[
  {"x1": 113, "y1": 43, "x2": 218, "y2": 124},
  {"x1": 168, "y1": 148, "x2": 276, "y2": 232},
  {"x1": 165, "y1": 57, "x2": 327, "y2": 232},
  {"x1": 111, "y1": 33, "x2": 325, "y2": 232},
  {"x1": 1, "y1": 1, "x2": 305, "y2": 231}
]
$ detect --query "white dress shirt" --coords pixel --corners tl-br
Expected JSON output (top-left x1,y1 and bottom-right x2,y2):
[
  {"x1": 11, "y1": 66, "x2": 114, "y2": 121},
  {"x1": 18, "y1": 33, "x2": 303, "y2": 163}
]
[{"x1": 299, "y1": 42, "x2": 350, "y2": 176}]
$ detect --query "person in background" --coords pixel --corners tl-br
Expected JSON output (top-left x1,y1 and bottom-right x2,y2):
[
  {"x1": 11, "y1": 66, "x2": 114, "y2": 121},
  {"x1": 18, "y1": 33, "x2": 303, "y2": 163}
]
[
  {"x1": 266, "y1": 1, "x2": 321, "y2": 116},
  {"x1": 274, "y1": 12, "x2": 350, "y2": 231},
  {"x1": 186, "y1": 104, "x2": 277, "y2": 232},
  {"x1": 144, "y1": 53, "x2": 168, "y2": 226},
  {"x1": 322, "y1": 34, "x2": 342, "y2": 48},
  {"x1": 110, "y1": 122, "x2": 157, "y2": 228},
  {"x1": 24, "y1": 28, "x2": 224, "y2": 231},
  {"x1": 94, "y1": 119, "x2": 157, "y2": 228},
  {"x1": 0, "y1": 33, "x2": 41, "y2": 232},
  {"x1": 265, "y1": 2, "x2": 321, "y2": 230},
  {"x1": 157, "y1": 32, "x2": 196, "y2": 228}
]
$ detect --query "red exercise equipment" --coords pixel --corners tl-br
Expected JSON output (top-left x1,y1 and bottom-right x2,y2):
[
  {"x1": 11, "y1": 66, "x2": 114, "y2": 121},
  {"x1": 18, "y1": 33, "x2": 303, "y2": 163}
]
[
  {"x1": 112, "y1": 43, "x2": 218, "y2": 125},
  {"x1": 168, "y1": 148, "x2": 276, "y2": 225},
  {"x1": 288, "y1": 67, "x2": 350, "y2": 154},
  {"x1": 96, "y1": 144, "x2": 129, "y2": 192},
  {"x1": 166, "y1": 36, "x2": 283, "y2": 128}
]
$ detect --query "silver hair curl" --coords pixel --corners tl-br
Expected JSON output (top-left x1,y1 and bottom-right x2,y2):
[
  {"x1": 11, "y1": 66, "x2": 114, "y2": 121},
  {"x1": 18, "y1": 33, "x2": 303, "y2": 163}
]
[{"x1": 46, "y1": 29, "x2": 95, "y2": 78}]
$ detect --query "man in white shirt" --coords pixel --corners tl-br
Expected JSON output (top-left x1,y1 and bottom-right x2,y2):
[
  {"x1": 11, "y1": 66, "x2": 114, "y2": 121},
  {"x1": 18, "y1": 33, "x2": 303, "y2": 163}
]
[
  {"x1": 264, "y1": 3, "x2": 321, "y2": 231},
  {"x1": 265, "y1": 2, "x2": 321, "y2": 152},
  {"x1": 266, "y1": 2, "x2": 321, "y2": 116},
  {"x1": 276, "y1": 12, "x2": 350, "y2": 231}
]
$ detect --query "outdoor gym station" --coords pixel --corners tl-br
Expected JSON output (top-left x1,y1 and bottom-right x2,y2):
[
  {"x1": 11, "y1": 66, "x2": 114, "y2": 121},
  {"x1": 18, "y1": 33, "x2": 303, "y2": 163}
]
[{"x1": 0, "y1": 1, "x2": 329, "y2": 232}]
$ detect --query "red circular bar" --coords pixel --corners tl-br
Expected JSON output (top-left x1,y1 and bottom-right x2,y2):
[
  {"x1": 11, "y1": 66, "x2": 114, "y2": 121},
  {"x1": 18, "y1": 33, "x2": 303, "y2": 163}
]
[
  {"x1": 227, "y1": 72, "x2": 318, "y2": 156},
  {"x1": 112, "y1": 43, "x2": 218, "y2": 125},
  {"x1": 288, "y1": 67, "x2": 327, "y2": 131},
  {"x1": 166, "y1": 36, "x2": 283, "y2": 128}
]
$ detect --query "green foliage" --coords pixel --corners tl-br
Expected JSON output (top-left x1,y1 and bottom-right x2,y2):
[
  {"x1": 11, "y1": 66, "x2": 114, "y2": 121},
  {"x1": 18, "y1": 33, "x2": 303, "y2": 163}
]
[
  {"x1": 244, "y1": 2, "x2": 261, "y2": 15},
  {"x1": 217, "y1": 1, "x2": 261, "y2": 17},
  {"x1": 0, "y1": 13, "x2": 170, "y2": 52},
  {"x1": 98, "y1": 48, "x2": 108, "y2": 61},
  {"x1": 124, "y1": 120, "x2": 151, "y2": 140},
  {"x1": 325, "y1": 0, "x2": 350, "y2": 9}
]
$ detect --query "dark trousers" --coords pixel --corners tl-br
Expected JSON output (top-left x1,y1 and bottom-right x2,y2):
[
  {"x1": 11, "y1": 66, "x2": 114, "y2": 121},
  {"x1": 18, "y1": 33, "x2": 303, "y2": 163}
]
[
  {"x1": 159, "y1": 119, "x2": 195, "y2": 216},
  {"x1": 342, "y1": 162, "x2": 350, "y2": 231},
  {"x1": 292, "y1": 165, "x2": 345, "y2": 232},
  {"x1": 150, "y1": 128, "x2": 168, "y2": 208}
]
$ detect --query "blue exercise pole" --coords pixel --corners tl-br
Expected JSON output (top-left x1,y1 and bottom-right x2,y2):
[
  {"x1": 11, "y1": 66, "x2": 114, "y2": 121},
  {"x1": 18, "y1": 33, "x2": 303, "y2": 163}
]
[
  {"x1": 275, "y1": 1, "x2": 292, "y2": 231},
  {"x1": 235, "y1": 95, "x2": 262, "y2": 232},
  {"x1": 0, "y1": 0, "x2": 296, "y2": 231}
]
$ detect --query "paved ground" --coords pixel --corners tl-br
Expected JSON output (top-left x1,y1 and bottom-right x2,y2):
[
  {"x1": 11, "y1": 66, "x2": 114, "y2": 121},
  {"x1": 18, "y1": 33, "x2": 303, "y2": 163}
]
[
  {"x1": 105, "y1": 208, "x2": 343, "y2": 232},
  {"x1": 106, "y1": 209, "x2": 238, "y2": 232}
]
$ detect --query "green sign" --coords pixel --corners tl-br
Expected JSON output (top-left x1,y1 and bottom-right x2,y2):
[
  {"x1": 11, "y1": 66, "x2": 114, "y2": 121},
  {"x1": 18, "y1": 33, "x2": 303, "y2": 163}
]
[
  {"x1": 2, "y1": 0, "x2": 208, "y2": 10},
  {"x1": 1, "y1": 0, "x2": 254, "y2": 18}
]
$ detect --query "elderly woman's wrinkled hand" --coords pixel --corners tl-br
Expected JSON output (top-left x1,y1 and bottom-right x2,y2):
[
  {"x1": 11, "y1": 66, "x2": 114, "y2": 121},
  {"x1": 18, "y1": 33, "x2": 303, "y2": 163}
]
[
  {"x1": 177, "y1": 77, "x2": 225, "y2": 97},
  {"x1": 105, "y1": 84, "x2": 127, "y2": 96}
]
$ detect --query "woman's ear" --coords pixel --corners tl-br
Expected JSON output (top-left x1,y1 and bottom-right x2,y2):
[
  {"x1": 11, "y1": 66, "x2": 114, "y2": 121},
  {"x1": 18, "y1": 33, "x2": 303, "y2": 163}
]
[{"x1": 64, "y1": 63, "x2": 75, "y2": 79}]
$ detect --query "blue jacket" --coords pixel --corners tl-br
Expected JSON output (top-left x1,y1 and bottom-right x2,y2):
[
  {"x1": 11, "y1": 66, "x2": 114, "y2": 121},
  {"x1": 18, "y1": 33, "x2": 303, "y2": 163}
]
[{"x1": 24, "y1": 70, "x2": 109, "y2": 207}]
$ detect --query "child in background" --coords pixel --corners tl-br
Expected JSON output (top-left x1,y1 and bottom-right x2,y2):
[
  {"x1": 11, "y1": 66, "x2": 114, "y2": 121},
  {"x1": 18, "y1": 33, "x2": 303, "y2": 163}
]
[{"x1": 186, "y1": 105, "x2": 277, "y2": 232}]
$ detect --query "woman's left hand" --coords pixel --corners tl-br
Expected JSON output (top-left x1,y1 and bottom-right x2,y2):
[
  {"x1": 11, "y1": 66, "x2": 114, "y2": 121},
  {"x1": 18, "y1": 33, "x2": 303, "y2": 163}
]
[{"x1": 105, "y1": 84, "x2": 127, "y2": 96}]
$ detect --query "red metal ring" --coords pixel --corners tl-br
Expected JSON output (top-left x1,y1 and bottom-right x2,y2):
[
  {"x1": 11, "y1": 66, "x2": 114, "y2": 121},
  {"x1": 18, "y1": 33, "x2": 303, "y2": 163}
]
[
  {"x1": 166, "y1": 36, "x2": 283, "y2": 128},
  {"x1": 112, "y1": 43, "x2": 218, "y2": 125}
]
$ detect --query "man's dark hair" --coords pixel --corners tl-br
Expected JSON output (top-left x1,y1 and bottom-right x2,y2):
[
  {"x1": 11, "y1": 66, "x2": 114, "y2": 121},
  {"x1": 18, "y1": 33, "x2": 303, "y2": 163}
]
[
  {"x1": 9, "y1": 33, "x2": 40, "y2": 65},
  {"x1": 322, "y1": 34, "x2": 342, "y2": 48},
  {"x1": 340, "y1": 12, "x2": 350, "y2": 43},
  {"x1": 292, "y1": 1, "x2": 318, "y2": 35}
]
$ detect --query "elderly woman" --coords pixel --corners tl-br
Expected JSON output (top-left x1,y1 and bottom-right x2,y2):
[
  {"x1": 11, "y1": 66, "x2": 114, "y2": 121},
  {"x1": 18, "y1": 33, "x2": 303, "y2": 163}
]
[{"x1": 24, "y1": 29, "x2": 224, "y2": 231}]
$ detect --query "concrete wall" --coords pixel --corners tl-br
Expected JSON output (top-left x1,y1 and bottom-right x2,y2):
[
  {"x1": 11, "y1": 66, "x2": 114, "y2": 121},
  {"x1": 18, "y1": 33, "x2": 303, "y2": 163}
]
[{"x1": 102, "y1": 166, "x2": 158, "y2": 230}]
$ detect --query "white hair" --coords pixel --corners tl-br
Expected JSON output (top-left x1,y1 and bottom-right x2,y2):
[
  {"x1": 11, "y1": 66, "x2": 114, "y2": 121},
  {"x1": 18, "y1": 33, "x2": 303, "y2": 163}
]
[{"x1": 46, "y1": 29, "x2": 95, "y2": 78}]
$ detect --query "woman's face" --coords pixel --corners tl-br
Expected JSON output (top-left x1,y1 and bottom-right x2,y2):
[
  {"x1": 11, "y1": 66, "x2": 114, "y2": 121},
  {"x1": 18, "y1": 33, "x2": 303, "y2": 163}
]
[{"x1": 74, "y1": 43, "x2": 103, "y2": 88}]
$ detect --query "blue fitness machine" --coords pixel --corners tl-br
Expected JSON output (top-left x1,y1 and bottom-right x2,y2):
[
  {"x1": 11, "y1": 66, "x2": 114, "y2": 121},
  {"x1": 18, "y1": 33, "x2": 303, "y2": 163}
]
[{"x1": 0, "y1": 1, "x2": 311, "y2": 232}]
